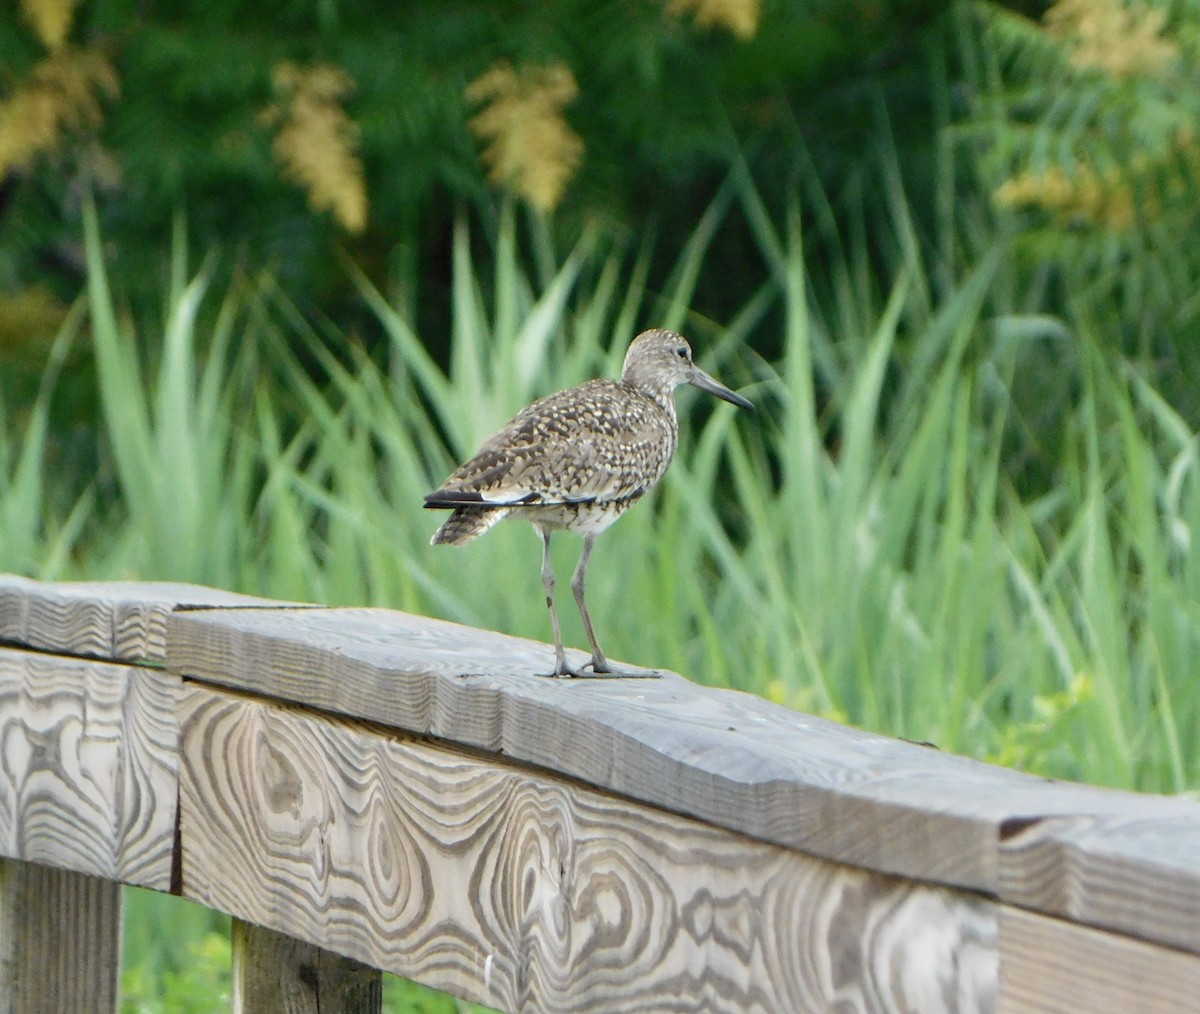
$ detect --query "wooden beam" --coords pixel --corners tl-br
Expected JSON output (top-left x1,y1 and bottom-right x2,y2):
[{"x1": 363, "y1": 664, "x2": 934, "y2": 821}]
[
  {"x1": 178, "y1": 683, "x2": 999, "y2": 1013},
  {"x1": 232, "y1": 919, "x2": 382, "y2": 1014},
  {"x1": 1000, "y1": 813, "x2": 1200, "y2": 956},
  {"x1": 4, "y1": 575, "x2": 1199, "y2": 1012},
  {"x1": 0, "y1": 647, "x2": 178, "y2": 890},
  {"x1": 166, "y1": 605, "x2": 1199, "y2": 895},
  {"x1": 0, "y1": 575, "x2": 305, "y2": 665},
  {"x1": 0, "y1": 859, "x2": 122, "y2": 1014},
  {"x1": 998, "y1": 906, "x2": 1200, "y2": 1013}
]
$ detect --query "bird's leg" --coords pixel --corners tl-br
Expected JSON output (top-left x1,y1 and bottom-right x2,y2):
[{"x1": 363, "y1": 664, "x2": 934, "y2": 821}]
[
  {"x1": 571, "y1": 534, "x2": 662, "y2": 679},
  {"x1": 538, "y1": 528, "x2": 579, "y2": 678},
  {"x1": 571, "y1": 534, "x2": 607, "y2": 671}
]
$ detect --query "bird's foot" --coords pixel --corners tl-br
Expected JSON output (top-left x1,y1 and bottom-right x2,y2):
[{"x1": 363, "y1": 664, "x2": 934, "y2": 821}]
[
  {"x1": 538, "y1": 660, "x2": 662, "y2": 679},
  {"x1": 538, "y1": 655, "x2": 586, "y2": 678},
  {"x1": 538, "y1": 663, "x2": 586, "y2": 679},
  {"x1": 537, "y1": 643, "x2": 667, "y2": 676},
  {"x1": 580, "y1": 663, "x2": 663, "y2": 679}
]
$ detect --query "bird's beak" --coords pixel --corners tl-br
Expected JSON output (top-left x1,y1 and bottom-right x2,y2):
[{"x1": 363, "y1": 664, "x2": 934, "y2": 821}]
[{"x1": 688, "y1": 366, "x2": 755, "y2": 411}]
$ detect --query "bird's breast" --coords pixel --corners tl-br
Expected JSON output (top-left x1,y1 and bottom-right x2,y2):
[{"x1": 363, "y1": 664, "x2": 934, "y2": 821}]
[{"x1": 524, "y1": 499, "x2": 636, "y2": 534}]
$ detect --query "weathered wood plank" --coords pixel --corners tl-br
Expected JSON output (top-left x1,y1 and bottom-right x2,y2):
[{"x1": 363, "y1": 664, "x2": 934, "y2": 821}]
[
  {"x1": 0, "y1": 859, "x2": 122, "y2": 1014},
  {"x1": 0, "y1": 574, "x2": 305, "y2": 665},
  {"x1": 232, "y1": 919, "x2": 383, "y2": 1014},
  {"x1": 178, "y1": 683, "x2": 999, "y2": 1014},
  {"x1": 166, "y1": 605, "x2": 1199, "y2": 895},
  {"x1": 0, "y1": 647, "x2": 178, "y2": 890},
  {"x1": 1000, "y1": 814, "x2": 1200, "y2": 957},
  {"x1": 998, "y1": 905, "x2": 1200, "y2": 1013}
]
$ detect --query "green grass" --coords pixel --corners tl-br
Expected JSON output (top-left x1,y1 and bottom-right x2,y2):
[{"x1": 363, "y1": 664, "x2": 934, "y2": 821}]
[
  {"x1": 120, "y1": 891, "x2": 230, "y2": 1014},
  {"x1": 16, "y1": 171, "x2": 1200, "y2": 1008},
  {"x1": 0, "y1": 303, "x2": 92, "y2": 576}
]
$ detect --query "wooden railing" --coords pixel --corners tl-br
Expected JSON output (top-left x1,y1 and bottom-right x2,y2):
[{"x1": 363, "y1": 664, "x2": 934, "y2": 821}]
[{"x1": 1, "y1": 575, "x2": 1199, "y2": 1013}]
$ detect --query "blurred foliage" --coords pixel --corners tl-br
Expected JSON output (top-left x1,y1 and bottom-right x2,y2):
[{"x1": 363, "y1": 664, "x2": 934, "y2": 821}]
[
  {"x1": 0, "y1": 0, "x2": 947, "y2": 372},
  {"x1": 120, "y1": 889, "x2": 230, "y2": 1014},
  {"x1": 121, "y1": 931, "x2": 230, "y2": 1014},
  {"x1": 963, "y1": 0, "x2": 1200, "y2": 407}
]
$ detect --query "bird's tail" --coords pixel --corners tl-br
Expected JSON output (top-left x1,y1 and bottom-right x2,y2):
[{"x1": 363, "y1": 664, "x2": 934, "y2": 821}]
[{"x1": 430, "y1": 506, "x2": 510, "y2": 546}]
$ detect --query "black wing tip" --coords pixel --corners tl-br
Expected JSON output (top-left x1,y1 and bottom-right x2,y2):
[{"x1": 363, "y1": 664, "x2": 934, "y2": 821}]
[
  {"x1": 424, "y1": 489, "x2": 547, "y2": 509},
  {"x1": 423, "y1": 490, "x2": 484, "y2": 509}
]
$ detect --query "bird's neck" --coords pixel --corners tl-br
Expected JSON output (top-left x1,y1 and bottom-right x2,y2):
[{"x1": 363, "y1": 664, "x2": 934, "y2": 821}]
[{"x1": 625, "y1": 379, "x2": 677, "y2": 421}]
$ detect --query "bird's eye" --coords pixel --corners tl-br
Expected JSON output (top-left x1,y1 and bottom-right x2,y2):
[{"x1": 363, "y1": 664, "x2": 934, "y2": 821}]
[{"x1": 675, "y1": 347, "x2": 689, "y2": 360}]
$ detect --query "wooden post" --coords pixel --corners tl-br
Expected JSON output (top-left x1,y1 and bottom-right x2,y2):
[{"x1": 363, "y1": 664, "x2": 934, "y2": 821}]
[
  {"x1": 0, "y1": 859, "x2": 122, "y2": 1014},
  {"x1": 231, "y1": 919, "x2": 382, "y2": 1014}
]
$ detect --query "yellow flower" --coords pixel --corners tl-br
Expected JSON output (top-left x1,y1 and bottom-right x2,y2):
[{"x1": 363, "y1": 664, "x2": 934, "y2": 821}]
[
  {"x1": 263, "y1": 62, "x2": 368, "y2": 234},
  {"x1": 667, "y1": 0, "x2": 760, "y2": 40},
  {"x1": 466, "y1": 61, "x2": 583, "y2": 214},
  {"x1": 994, "y1": 164, "x2": 1134, "y2": 231},
  {"x1": 21, "y1": 0, "x2": 80, "y2": 50},
  {"x1": 0, "y1": 285, "x2": 70, "y2": 355},
  {"x1": 0, "y1": 46, "x2": 118, "y2": 178},
  {"x1": 1045, "y1": 0, "x2": 1178, "y2": 79}
]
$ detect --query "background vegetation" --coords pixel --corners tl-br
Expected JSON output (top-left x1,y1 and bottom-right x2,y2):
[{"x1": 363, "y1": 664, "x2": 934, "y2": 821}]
[{"x1": 4, "y1": 0, "x2": 1200, "y2": 1010}]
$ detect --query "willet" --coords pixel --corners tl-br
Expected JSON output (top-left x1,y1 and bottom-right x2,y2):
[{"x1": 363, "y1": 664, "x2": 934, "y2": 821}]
[{"x1": 425, "y1": 328, "x2": 754, "y2": 677}]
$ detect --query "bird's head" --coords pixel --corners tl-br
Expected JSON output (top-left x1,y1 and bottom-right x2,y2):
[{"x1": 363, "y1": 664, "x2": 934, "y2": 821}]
[{"x1": 621, "y1": 329, "x2": 754, "y2": 411}]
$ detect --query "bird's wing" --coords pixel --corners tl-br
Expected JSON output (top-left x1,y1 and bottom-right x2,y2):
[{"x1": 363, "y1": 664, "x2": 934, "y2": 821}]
[{"x1": 424, "y1": 381, "x2": 675, "y2": 508}]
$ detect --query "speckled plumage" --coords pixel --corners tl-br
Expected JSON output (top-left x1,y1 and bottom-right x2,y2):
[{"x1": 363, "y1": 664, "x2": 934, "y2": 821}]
[{"x1": 425, "y1": 328, "x2": 753, "y2": 677}]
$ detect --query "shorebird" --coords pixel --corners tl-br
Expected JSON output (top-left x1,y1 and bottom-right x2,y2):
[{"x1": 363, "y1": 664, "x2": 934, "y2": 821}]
[{"x1": 425, "y1": 328, "x2": 754, "y2": 677}]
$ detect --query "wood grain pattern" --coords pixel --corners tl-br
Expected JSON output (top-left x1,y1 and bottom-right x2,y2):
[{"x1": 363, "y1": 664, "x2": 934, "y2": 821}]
[
  {"x1": 0, "y1": 858, "x2": 122, "y2": 1014},
  {"x1": 232, "y1": 919, "x2": 382, "y2": 1013},
  {"x1": 1000, "y1": 814, "x2": 1200, "y2": 957},
  {"x1": 998, "y1": 905, "x2": 1200, "y2": 1014},
  {"x1": 0, "y1": 647, "x2": 178, "y2": 889},
  {"x1": 0, "y1": 574, "x2": 304, "y2": 665},
  {"x1": 166, "y1": 605, "x2": 1199, "y2": 895},
  {"x1": 179, "y1": 683, "x2": 999, "y2": 1014}
]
